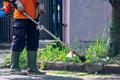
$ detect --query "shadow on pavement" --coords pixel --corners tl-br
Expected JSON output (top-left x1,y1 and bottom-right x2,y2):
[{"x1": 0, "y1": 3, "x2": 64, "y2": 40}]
[
  {"x1": 0, "y1": 69, "x2": 82, "y2": 80},
  {"x1": 1, "y1": 75, "x2": 83, "y2": 80}
]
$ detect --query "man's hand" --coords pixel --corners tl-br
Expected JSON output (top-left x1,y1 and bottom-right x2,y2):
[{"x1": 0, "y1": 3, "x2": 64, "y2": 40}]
[
  {"x1": 2, "y1": 1, "x2": 13, "y2": 15},
  {"x1": 15, "y1": 0, "x2": 24, "y2": 12},
  {"x1": 2, "y1": 5, "x2": 13, "y2": 14},
  {"x1": 38, "y1": 4, "x2": 45, "y2": 15}
]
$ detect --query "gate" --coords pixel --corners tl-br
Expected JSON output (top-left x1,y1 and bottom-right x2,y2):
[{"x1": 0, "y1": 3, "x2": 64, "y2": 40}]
[
  {"x1": 0, "y1": 16, "x2": 12, "y2": 43},
  {"x1": 39, "y1": 0, "x2": 63, "y2": 40}
]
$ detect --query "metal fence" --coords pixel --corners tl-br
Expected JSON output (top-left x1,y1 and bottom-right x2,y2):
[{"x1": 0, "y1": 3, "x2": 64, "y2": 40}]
[
  {"x1": 0, "y1": 16, "x2": 13, "y2": 43},
  {"x1": 39, "y1": 0, "x2": 53, "y2": 40},
  {"x1": 39, "y1": 0, "x2": 63, "y2": 40}
]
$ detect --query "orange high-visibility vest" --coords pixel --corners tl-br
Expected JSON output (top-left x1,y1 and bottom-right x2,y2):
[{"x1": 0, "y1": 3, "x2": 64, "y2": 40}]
[{"x1": 13, "y1": 0, "x2": 37, "y2": 19}]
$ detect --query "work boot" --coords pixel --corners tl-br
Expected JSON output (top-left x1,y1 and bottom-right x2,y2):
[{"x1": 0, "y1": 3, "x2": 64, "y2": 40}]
[
  {"x1": 27, "y1": 51, "x2": 45, "y2": 75},
  {"x1": 10, "y1": 51, "x2": 27, "y2": 75}
]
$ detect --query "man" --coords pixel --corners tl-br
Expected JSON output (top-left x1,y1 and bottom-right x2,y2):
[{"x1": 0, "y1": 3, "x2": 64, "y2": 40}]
[{"x1": 2, "y1": 0, "x2": 45, "y2": 75}]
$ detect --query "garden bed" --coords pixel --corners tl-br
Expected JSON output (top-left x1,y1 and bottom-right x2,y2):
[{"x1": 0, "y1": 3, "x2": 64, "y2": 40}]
[{"x1": 3, "y1": 38, "x2": 120, "y2": 74}]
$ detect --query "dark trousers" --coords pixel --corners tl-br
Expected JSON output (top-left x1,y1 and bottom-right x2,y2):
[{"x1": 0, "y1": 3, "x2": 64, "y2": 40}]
[{"x1": 11, "y1": 19, "x2": 39, "y2": 51}]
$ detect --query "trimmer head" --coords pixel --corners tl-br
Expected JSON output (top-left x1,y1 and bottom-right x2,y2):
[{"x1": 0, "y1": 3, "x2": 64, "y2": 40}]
[
  {"x1": 66, "y1": 50, "x2": 86, "y2": 62},
  {"x1": 66, "y1": 50, "x2": 76, "y2": 58}
]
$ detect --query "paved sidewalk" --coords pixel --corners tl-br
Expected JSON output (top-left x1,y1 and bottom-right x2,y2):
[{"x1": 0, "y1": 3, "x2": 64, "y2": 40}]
[
  {"x1": 0, "y1": 68, "x2": 120, "y2": 80},
  {"x1": 0, "y1": 68, "x2": 79, "y2": 80}
]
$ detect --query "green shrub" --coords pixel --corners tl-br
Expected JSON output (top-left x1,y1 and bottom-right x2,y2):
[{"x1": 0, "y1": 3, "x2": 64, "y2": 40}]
[
  {"x1": 85, "y1": 28, "x2": 108, "y2": 64},
  {"x1": 3, "y1": 54, "x2": 10, "y2": 67},
  {"x1": 37, "y1": 44, "x2": 72, "y2": 62},
  {"x1": 19, "y1": 49, "x2": 27, "y2": 69},
  {"x1": 4, "y1": 49, "x2": 27, "y2": 69}
]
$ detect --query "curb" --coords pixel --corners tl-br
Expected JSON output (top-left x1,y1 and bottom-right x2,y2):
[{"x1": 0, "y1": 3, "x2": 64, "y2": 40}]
[
  {"x1": 40, "y1": 62, "x2": 86, "y2": 72},
  {"x1": 38, "y1": 62, "x2": 120, "y2": 74},
  {"x1": 103, "y1": 64, "x2": 120, "y2": 74},
  {"x1": 1, "y1": 62, "x2": 120, "y2": 74}
]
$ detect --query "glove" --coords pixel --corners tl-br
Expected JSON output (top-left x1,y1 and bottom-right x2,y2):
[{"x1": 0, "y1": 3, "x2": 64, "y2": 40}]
[
  {"x1": 39, "y1": 4, "x2": 45, "y2": 14},
  {"x1": 0, "y1": 11, "x2": 6, "y2": 17},
  {"x1": 15, "y1": 0, "x2": 24, "y2": 12},
  {"x1": 37, "y1": 4, "x2": 45, "y2": 15},
  {"x1": 2, "y1": 5, "x2": 13, "y2": 14},
  {"x1": 2, "y1": 1, "x2": 13, "y2": 15}
]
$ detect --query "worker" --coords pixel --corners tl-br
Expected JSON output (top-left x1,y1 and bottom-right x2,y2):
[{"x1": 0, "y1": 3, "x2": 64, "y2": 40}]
[{"x1": 1, "y1": 0, "x2": 45, "y2": 75}]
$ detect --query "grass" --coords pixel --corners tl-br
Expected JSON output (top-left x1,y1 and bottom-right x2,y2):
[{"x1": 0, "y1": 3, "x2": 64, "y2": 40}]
[
  {"x1": 37, "y1": 44, "x2": 69, "y2": 62},
  {"x1": 3, "y1": 39, "x2": 108, "y2": 69},
  {"x1": 47, "y1": 70, "x2": 112, "y2": 78},
  {"x1": 53, "y1": 70, "x2": 88, "y2": 76},
  {"x1": 84, "y1": 28, "x2": 108, "y2": 65},
  {"x1": 3, "y1": 49, "x2": 27, "y2": 68},
  {"x1": 85, "y1": 37, "x2": 107, "y2": 64},
  {"x1": 37, "y1": 42, "x2": 83, "y2": 69},
  {"x1": 4, "y1": 39, "x2": 107, "y2": 69},
  {"x1": 37, "y1": 43, "x2": 82, "y2": 62},
  {"x1": 48, "y1": 70, "x2": 89, "y2": 78}
]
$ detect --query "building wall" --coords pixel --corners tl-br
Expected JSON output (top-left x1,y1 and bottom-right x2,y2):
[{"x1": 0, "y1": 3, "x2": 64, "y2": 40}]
[{"x1": 69, "y1": 0, "x2": 112, "y2": 45}]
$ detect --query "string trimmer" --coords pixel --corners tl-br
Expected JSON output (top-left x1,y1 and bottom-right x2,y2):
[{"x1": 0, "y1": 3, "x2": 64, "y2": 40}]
[{"x1": 22, "y1": 12, "x2": 86, "y2": 62}]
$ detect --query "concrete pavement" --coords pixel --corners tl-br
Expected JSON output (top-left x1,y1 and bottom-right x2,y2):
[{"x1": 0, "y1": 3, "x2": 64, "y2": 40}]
[{"x1": 0, "y1": 68, "x2": 120, "y2": 80}]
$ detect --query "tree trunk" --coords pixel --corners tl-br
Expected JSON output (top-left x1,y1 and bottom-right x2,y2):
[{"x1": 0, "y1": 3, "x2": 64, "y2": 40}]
[{"x1": 107, "y1": 0, "x2": 120, "y2": 57}]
